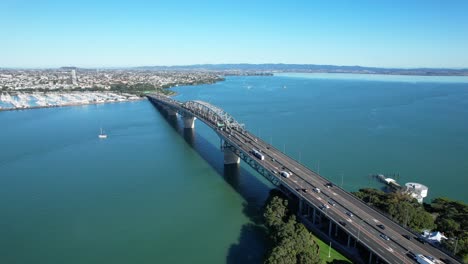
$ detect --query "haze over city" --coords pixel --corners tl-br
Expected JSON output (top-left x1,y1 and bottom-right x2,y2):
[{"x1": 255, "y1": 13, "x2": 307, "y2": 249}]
[{"x1": 2, "y1": 0, "x2": 468, "y2": 68}]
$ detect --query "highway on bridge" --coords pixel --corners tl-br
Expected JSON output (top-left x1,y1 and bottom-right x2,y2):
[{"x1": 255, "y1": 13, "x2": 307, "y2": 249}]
[{"x1": 148, "y1": 93, "x2": 459, "y2": 264}]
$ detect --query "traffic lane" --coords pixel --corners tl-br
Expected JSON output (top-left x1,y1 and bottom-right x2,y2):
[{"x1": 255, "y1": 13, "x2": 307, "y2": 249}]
[
  {"x1": 158, "y1": 98, "x2": 458, "y2": 263},
  {"x1": 290, "y1": 175, "x2": 415, "y2": 264},
  {"x1": 283, "y1": 177, "x2": 413, "y2": 264},
  {"x1": 330, "y1": 187, "x2": 457, "y2": 262},
  {"x1": 219, "y1": 129, "x2": 454, "y2": 263},
  {"x1": 155, "y1": 102, "x2": 414, "y2": 264},
  {"x1": 231, "y1": 133, "x2": 414, "y2": 259},
  {"x1": 265, "y1": 149, "x2": 450, "y2": 262},
  {"x1": 292, "y1": 168, "x2": 440, "y2": 262}
]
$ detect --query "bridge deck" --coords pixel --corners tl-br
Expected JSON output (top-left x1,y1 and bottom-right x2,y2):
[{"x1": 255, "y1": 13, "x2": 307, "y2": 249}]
[{"x1": 147, "y1": 93, "x2": 460, "y2": 264}]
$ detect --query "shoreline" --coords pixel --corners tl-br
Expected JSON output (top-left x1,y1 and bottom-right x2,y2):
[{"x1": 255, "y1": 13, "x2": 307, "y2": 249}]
[
  {"x1": 0, "y1": 95, "x2": 145, "y2": 112},
  {"x1": 0, "y1": 92, "x2": 146, "y2": 112}
]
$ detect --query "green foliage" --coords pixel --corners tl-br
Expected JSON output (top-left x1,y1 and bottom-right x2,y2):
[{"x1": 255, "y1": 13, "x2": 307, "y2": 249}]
[
  {"x1": 264, "y1": 196, "x2": 322, "y2": 264},
  {"x1": 428, "y1": 197, "x2": 468, "y2": 259},
  {"x1": 354, "y1": 190, "x2": 468, "y2": 260},
  {"x1": 352, "y1": 189, "x2": 435, "y2": 231},
  {"x1": 264, "y1": 196, "x2": 289, "y2": 235},
  {"x1": 430, "y1": 197, "x2": 468, "y2": 236}
]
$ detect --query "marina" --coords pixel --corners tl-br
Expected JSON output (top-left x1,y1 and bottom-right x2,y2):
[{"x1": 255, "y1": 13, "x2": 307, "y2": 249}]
[{"x1": 0, "y1": 92, "x2": 142, "y2": 111}]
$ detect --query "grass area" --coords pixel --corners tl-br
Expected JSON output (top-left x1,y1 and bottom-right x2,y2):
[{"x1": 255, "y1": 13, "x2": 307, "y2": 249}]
[{"x1": 313, "y1": 236, "x2": 352, "y2": 263}]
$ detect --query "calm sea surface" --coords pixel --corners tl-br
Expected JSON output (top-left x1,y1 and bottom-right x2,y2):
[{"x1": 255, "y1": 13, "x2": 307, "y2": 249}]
[{"x1": 1, "y1": 73, "x2": 467, "y2": 263}]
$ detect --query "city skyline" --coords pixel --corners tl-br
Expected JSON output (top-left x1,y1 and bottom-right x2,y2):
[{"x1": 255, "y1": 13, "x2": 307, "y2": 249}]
[{"x1": 2, "y1": 0, "x2": 468, "y2": 68}]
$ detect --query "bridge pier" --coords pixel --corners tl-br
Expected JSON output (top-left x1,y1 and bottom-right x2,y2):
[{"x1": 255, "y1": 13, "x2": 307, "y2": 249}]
[
  {"x1": 224, "y1": 148, "x2": 240, "y2": 165},
  {"x1": 167, "y1": 109, "x2": 177, "y2": 116},
  {"x1": 299, "y1": 199, "x2": 303, "y2": 215},
  {"x1": 183, "y1": 116, "x2": 196, "y2": 129},
  {"x1": 368, "y1": 252, "x2": 373, "y2": 264},
  {"x1": 335, "y1": 221, "x2": 338, "y2": 236},
  {"x1": 329, "y1": 221, "x2": 333, "y2": 237},
  {"x1": 161, "y1": 106, "x2": 177, "y2": 116},
  {"x1": 312, "y1": 207, "x2": 316, "y2": 225}
]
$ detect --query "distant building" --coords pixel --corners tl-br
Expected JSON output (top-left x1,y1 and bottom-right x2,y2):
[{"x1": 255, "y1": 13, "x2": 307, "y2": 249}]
[
  {"x1": 71, "y1": 70, "x2": 77, "y2": 85},
  {"x1": 405, "y1": 182, "x2": 428, "y2": 203}
]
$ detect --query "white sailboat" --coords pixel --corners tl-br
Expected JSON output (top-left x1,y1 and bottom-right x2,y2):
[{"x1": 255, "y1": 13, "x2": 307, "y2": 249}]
[{"x1": 98, "y1": 128, "x2": 108, "y2": 139}]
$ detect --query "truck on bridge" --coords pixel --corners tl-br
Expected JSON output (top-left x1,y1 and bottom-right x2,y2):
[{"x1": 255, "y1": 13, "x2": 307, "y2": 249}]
[
  {"x1": 251, "y1": 149, "x2": 265, "y2": 160},
  {"x1": 416, "y1": 254, "x2": 437, "y2": 264}
]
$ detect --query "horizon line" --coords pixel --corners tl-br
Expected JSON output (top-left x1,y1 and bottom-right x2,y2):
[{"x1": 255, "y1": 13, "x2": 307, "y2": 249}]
[{"x1": 1, "y1": 63, "x2": 468, "y2": 71}]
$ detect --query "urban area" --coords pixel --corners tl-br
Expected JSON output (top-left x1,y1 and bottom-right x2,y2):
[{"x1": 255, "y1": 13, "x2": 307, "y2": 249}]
[{"x1": 0, "y1": 68, "x2": 223, "y2": 110}]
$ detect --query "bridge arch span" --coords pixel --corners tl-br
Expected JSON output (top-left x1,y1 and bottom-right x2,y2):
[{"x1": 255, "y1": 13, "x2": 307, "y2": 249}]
[{"x1": 183, "y1": 100, "x2": 245, "y2": 132}]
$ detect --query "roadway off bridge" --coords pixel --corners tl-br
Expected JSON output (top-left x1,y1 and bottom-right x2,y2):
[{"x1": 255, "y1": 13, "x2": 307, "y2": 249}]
[{"x1": 147, "y1": 93, "x2": 459, "y2": 264}]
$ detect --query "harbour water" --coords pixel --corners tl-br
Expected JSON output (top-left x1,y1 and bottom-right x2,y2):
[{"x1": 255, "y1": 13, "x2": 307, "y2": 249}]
[{"x1": 1, "y1": 73, "x2": 468, "y2": 263}]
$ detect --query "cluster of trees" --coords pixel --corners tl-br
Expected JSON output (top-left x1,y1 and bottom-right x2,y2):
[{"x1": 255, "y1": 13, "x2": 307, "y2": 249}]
[
  {"x1": 426, "y1": 198, "x2": 468, "y2": 261},
  {"x1": 353, "y1": 189, "x2": 468, "y2": 261},
  {"x1": 263, "y1": 195, "x2": 322, "y2": 264},
  {"x1": 352, "y1": 188, "x2": 435, "y2": 231}
]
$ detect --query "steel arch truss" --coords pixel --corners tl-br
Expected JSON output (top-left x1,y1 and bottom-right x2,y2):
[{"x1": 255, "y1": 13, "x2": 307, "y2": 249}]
[
  {"x1": 183, "y1": 100, "x2": 245, "y2": 132},
  {"x1": 222, "y1": 140, "x2": 281, "y2": 186}
]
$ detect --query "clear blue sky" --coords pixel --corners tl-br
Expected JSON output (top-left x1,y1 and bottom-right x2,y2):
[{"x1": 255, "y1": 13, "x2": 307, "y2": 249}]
[{"x1": 2, "y1": 0, "x2": 468, "y2": 68}]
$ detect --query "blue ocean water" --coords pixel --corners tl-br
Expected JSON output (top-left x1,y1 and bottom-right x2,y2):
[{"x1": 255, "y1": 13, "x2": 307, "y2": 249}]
[
  {"x1": 1, "y1": 73, "x2": 467, "y2": 263},
  {"x1": 173, "y1": 74, "x2": 468, "y2": 202}
]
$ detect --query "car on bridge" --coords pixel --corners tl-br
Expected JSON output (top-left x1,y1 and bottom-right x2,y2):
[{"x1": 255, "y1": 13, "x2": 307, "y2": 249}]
[
  {"x1": 280, "y1": 171, "x2": 290, "y2": 178},
  {"x1": 346, "y1": 211, "x2": 353, "y2": 217},
  {"x1": 319, "y1": 203, "x2": 330, "y2": 210},
  {"x1": 328, "y1": 200, "x2": 336, "y2": 206},
  {"x1": 380, "y1": 234, "x2": 390, "y2": 241},
  {"x1": 403, "y1": 234, "x2": 412, "y2": 240},
  {"x1": 325, "y1": 182, "x2": 333, "y2": 188},
  {"x1": 377, "y1": 224, "x2": 385, "y2": 230},
  {"x1": 406, "y1": 251, "x2": 417, "y2": 260},
  {"x1": 313, "y1": 187, "x2": 321, "y2": 193}
]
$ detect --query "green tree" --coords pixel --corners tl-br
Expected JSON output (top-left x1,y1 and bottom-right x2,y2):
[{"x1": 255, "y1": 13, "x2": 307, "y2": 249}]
[
  {"x1": 294, "y1": 223, "x2": 322, "y2": 264},
  {"x1": 264, "y1": 196, "x2": 322, "y2": 264},
  {"x1": 264, "y1": 196, "x2": 289, "y2": 232}
]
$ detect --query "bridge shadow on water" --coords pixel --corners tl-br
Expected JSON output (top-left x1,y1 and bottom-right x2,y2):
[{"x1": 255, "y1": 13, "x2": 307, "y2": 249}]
[{"x1": 154, "y1": 108, "x2": 270, "y2": 263}]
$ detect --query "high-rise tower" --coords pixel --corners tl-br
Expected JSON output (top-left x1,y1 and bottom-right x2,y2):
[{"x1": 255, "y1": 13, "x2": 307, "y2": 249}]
[{"x1": 71, "y1": 69, "x2": 77, "y2": 85}]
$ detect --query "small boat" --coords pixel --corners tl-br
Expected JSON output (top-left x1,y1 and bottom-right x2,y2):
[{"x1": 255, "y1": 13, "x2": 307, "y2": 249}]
[{"x1": 98, "y1": 128, "x2": 107, "y2": 139}]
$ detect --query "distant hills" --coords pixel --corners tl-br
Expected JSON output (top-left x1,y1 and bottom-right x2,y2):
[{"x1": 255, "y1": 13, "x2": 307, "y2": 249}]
[{"x1": 135, "y1": 63, "x2": 468, "y2": 76}]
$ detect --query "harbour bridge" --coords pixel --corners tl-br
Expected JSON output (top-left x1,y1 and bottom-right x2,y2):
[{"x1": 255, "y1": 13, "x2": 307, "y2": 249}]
[{"x1": 147, "y1": 93, "x2": 459, "y2": 264}]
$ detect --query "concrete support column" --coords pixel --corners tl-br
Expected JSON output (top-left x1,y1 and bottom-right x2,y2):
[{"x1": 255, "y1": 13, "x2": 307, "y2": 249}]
[
  {"x1": 312, "y1": 207, "x2": 316, "y2": 225},
  {"x1": 328, "y1": 221, "x2": 333, "y2": 237},
  {"x1": 368, "y1": 252, "x2": 373, "y2": 264},
  {"x1": 224, "y1": 148, "x2": 240, "y2": 165},
  {"x1": 347, "y1": 235, "x2": 351, "y2": 247},
  {"x1": 167, "y1": 108, "x2": 177, "y2": 116},
  {"x1": 183, "y1": 116, "x2": 196, "y2": 129},
  {"x1": 335, "y1": 222, "x2": 338, "y2": 236},
  {"x1": 299, "y1": 199, "x2": 303, "y2": 215}
]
